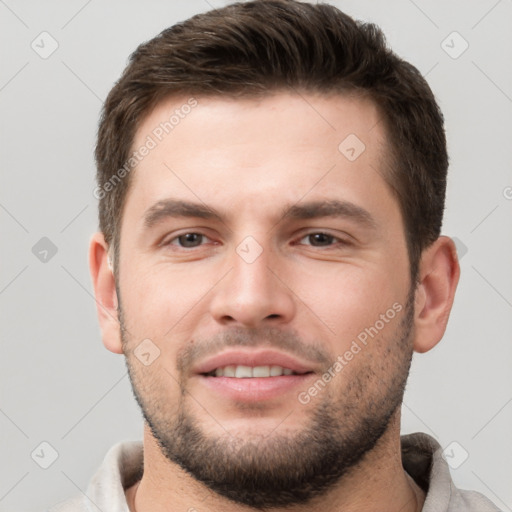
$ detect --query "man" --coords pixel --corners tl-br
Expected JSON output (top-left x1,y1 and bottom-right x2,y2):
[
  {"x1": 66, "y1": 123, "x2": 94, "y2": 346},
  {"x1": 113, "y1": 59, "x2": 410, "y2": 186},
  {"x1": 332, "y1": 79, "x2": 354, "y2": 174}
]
[{"x1": 50, "y1": 0, "x2": 499, "y2": 510}]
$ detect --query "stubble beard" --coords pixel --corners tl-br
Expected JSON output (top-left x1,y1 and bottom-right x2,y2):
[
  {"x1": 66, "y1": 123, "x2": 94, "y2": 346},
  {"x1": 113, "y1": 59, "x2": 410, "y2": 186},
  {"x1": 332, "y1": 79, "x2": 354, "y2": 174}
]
[{"x1": 121, "y1": 291, "x2": 415, "y2": 509}]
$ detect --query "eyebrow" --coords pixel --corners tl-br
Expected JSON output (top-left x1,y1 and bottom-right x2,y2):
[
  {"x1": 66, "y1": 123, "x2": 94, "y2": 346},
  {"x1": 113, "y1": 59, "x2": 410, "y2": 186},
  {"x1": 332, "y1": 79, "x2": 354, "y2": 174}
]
[
  {"x1": 281, "y1": 200, "x2": 377, "y2": 230},
  {"x1": 143, "y1": 198, "x2": 377, "y2": 231},
  {"x1": 144, "y1": 199, "x2": 222, "y2": 228}
]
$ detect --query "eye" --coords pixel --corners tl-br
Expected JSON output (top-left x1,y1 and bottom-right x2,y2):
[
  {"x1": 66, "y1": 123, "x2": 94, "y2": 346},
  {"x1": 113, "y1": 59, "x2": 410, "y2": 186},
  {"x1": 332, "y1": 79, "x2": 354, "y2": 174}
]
[
  {"x1": 298, "y1": 232, "x2": 347, "y2": 247},
  {"x1": 168, "y1": 232, "x2": 209, "y2": 248}
]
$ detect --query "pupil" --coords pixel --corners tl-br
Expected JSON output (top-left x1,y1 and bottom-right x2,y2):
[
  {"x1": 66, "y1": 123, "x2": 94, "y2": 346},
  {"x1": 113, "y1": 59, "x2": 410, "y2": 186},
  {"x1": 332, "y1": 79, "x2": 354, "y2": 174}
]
[
  {"x1": 311, "y1": 233, "x2": 332, "y2": 246},
  {"x1": 180, "y1": 233, "x2": 201, "y2": 247}
]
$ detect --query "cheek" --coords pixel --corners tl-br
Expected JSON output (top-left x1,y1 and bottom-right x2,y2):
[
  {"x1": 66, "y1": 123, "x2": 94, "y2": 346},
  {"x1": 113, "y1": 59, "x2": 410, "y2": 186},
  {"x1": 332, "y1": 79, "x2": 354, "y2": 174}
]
[
  {"x1": 126, "y1": 351, "x2": 184, "y2": 420},
  {"x1": 284, "y1": 260, "x2": 408, "y2": 351},
  {"x1": 119, "y1": 261, "x2": 217, "y2": 340}
]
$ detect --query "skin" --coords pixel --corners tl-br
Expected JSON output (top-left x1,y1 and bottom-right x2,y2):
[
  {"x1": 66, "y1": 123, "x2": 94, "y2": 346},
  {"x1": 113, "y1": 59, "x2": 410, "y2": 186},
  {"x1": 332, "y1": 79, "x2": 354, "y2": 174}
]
[{"x1": 90, "y1": 92, "x2": 460, "y2": 512}]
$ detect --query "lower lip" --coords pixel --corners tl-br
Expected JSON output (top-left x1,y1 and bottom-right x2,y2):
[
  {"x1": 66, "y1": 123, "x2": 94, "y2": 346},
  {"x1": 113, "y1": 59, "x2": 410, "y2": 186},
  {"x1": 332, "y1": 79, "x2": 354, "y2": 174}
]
[{"x1": 198, "y1": 374, "x2": 314, "y2": 402}]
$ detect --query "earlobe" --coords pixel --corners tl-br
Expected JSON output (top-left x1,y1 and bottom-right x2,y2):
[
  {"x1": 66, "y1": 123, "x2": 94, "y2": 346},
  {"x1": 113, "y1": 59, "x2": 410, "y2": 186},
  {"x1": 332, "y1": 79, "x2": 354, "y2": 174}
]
[
  {"x1": 413, "y1": 236, "x2": 460, "y2": 354},
  {"x1": 89, "y1": 232, "x2": 123, "y2": 354}
]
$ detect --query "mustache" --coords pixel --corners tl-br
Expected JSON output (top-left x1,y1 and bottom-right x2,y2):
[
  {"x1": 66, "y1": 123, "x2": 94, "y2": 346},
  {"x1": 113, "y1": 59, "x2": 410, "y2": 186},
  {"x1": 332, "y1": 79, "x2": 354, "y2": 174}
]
[{"x1": 176, "y1": 326, "x2": 332, "y2": 375}]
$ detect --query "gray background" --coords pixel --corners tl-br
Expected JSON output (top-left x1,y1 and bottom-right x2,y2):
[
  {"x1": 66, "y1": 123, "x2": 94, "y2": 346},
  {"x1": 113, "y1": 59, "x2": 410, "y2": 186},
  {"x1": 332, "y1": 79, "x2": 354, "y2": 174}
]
[{"x1": 1, "y1": 0, "x2": 511, "y2": 510}]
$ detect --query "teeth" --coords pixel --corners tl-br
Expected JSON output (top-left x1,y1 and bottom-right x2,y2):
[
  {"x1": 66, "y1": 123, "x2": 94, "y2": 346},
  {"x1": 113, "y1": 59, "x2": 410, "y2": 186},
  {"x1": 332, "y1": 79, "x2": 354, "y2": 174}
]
[
  {"x1": 212, "y1": 365, "x2": 298, "y2": 378},
  {"x1": 235, "y1": 365, "x2": 253, "y2": 378},
  {"x1": 270, "y1": 365, "x2": 284, "y2": 377},
  {"x1": 223, "y1": 365, "x2": 236, "y2": 377},
  {"x1": 252, "y1": 366, "x2": 270, "y2": 378}
]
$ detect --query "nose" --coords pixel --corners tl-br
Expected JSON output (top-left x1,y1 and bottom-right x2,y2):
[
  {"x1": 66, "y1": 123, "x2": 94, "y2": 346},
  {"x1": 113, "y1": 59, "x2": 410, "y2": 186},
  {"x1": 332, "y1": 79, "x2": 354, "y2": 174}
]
[{"x1": 209, "y1": 240, "x2": 296, "y2": 328}]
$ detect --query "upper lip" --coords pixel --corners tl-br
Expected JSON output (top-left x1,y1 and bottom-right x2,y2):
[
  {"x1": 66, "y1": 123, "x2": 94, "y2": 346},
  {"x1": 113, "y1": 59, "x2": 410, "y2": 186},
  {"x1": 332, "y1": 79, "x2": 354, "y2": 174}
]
[{"x1": 193, "y1": 349, "x2": 316, "y2": 375}]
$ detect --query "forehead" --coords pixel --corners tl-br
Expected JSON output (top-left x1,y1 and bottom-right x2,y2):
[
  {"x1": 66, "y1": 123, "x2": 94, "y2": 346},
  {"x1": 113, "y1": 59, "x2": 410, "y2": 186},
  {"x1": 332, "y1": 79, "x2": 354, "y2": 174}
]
[
  {"x1": 125, "y1": 91, "x2": 396, "y2": 227},
  {"x1": 133, "y1": 91, "x2": 386, "y2": 158}
]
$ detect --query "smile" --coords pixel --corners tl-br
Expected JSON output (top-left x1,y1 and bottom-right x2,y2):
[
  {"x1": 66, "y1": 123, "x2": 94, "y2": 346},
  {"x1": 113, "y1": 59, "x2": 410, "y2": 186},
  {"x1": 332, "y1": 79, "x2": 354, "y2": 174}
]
[{"x1": 204, "y1": 365, "x2": 310, "y2": 378}]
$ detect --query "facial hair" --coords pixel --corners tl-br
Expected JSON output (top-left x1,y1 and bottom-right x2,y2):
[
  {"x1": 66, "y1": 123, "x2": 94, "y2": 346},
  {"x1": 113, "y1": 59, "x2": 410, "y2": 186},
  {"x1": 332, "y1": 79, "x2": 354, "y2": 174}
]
[{"x1": 120, "y1": 290, "x2": 415, "y2": 509}]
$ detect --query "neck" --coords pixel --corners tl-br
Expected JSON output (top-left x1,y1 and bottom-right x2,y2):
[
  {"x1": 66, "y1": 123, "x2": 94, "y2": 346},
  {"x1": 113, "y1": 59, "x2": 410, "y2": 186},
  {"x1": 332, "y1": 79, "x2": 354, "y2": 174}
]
[{"x1": 126, "y1": 412, "x2": 424, "y2": 512}]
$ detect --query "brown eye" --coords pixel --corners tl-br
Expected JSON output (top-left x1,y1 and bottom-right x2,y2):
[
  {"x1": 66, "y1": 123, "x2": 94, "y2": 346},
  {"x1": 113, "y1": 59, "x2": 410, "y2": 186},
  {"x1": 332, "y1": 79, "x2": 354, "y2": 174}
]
[
  {"x1": 173, "y1": 233, "x2": 205, "y2": 248},
  {"x1": 304, "y1": 233, "x2": 336, "y2": 247}
]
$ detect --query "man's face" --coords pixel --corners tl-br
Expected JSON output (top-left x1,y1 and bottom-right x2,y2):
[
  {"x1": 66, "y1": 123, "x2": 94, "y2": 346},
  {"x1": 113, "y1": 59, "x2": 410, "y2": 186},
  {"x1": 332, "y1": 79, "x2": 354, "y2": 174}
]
[{"x1": 117, "y1": 92, "x2": 415, "y2": 507}]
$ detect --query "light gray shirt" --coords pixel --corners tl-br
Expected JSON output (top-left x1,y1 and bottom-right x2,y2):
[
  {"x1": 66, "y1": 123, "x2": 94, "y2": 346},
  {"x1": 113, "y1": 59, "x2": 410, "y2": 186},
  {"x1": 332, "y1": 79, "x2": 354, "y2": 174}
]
[{"x1": 49, "y1": 432, "x2": 500, "y2": 511}]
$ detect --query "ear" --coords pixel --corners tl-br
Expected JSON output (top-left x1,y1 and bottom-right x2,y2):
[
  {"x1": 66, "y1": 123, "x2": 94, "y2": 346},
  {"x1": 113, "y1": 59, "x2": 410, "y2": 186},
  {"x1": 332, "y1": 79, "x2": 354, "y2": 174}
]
[
  {"x1": 89, "y1": 232, "x2": 123, "y2": 354},
  {"x1": 413, "y1": 236, "x2": 460, "y2": 353}
]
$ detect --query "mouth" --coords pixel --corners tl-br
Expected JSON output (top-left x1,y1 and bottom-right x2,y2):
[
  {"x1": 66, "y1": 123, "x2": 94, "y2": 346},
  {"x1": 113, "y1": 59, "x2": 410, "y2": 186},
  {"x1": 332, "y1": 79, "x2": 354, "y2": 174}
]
[
  {"x1": 193, "y1": 350, "x2": 317, "y2": 402},
  {"x1": 202, "y1": 364, "x2": 312, "y2": 378}
]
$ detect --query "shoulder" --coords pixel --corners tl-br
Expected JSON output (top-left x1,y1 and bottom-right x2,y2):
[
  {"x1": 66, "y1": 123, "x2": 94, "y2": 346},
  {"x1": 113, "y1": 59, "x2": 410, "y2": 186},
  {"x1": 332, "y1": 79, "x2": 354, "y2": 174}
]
[
  {"x1": 47, "y1": 440, "x2": 143, "y2": 512},
  {"x1": 400, "y1": 433, "x2": 501, "y2": 512},
  {"x1": 47, "y1": 495, "x2": 87, "y2": 512},
  {"x1": 446, "y1": 488, "x2": 502, "y2": 512}
]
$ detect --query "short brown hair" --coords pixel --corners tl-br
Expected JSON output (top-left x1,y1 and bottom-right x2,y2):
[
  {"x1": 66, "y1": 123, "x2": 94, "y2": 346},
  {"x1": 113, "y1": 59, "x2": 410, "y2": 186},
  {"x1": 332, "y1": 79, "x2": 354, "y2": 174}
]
[{"x1": 95, "y1": 0, "x2": 448, "y2": 283}]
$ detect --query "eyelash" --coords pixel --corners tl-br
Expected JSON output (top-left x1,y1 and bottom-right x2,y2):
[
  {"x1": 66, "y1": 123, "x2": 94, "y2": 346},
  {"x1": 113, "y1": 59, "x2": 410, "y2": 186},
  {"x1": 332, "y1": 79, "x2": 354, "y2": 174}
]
[
  {"x1": 165, "y1": 232, "x2": 213, "y2": 249},
  {"x1": 162, "y1": 231, "x2": 351, "y2": 250}
]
